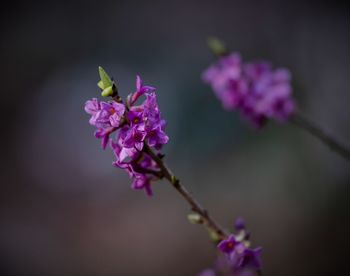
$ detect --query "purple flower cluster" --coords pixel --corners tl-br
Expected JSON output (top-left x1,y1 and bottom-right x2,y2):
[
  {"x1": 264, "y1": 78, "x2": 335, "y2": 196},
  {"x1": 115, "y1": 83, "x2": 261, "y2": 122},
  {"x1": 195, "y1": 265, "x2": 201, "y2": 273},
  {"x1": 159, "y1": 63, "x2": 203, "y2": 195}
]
[
  {"x1": 200, "y1": 218, "x2": 262, "y2": 276},
  {"x1": 85, "y1": 75, "x2": 169, "y2": 196},
  {"x1": 202, "y1": 53, "x2": 295, "y2": 128}
]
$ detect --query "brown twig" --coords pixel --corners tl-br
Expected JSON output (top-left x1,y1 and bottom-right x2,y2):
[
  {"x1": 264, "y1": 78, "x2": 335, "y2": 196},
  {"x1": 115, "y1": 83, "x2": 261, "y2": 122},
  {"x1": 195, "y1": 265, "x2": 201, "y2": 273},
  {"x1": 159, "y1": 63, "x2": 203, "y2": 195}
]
[
  {"x1": 143, "y1": 144, "x2": 228, "y2": 240},
  {"x1": 290, "y1": 111, "x2": 350, "y2": 162}
]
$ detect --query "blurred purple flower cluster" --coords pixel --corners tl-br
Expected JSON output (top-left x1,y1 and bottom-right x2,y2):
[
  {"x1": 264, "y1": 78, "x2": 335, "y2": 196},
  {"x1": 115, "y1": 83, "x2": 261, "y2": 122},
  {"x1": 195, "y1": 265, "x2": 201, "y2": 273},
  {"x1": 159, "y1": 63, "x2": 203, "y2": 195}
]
[
  {"x1": 202, "y1": 53, "x2": 295, "y2": 128},
  {"x1": 85, "y1": 75, "x2": 169, "y2": 196},
  {"x1": 200, "y1": 218, "x2": 262, "y2": 276}
]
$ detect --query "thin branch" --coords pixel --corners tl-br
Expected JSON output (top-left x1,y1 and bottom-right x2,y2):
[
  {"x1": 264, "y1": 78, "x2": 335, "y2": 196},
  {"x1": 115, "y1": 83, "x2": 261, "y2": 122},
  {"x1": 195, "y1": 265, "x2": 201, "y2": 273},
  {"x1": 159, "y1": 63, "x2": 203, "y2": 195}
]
[
  {"x1": 132, "y1": 165, "x2": 163, "y2": 178},
  {"x1": 290, "y1": 111, "x2": 350, "y2": 161},
  {"x1": 143, "y1": 144, "x2": 229, "y2": 240}
]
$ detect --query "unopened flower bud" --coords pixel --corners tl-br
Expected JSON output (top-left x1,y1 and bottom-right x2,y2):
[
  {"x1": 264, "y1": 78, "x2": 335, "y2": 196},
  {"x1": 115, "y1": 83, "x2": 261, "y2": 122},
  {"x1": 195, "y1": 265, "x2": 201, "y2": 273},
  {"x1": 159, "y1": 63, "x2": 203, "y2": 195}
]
[
  {"x1": 187, "y1": 213, "x2": 203, "y2": 224},
  {"x1": 101, "y1": 86, "x2": 113, "y2": 97}
]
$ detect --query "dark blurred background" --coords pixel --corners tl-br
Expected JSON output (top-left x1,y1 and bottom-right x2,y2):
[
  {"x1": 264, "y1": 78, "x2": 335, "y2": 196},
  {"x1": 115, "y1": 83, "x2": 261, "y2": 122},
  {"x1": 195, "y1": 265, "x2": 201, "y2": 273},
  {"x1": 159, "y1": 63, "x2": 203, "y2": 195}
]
[{"x1": 1, "y1": 0, "x2": 350, "y2": 275}]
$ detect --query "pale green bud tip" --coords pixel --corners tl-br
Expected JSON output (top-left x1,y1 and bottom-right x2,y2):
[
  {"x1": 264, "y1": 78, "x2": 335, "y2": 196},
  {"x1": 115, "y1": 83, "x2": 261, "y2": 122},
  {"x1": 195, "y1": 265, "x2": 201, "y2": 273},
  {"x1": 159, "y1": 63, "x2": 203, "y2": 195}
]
[
  {"x1": 207, "y1": 228, "x2": 220, "y2": 242},
  {"x1": 187, "y1": 213, "x2": 203, "y2": 224},
  {"x1": 207, "y1": 37, "x2": 227, "y2": 56},
  {"x1": 101, "y1": 86, "x2": 113, "y2": 97},
  {"x1": 97, "y1": 80, "x2": 104, "y2": 90},
  {"x1": 98, "y1": 66, "x2": 113, "y2": 89}
]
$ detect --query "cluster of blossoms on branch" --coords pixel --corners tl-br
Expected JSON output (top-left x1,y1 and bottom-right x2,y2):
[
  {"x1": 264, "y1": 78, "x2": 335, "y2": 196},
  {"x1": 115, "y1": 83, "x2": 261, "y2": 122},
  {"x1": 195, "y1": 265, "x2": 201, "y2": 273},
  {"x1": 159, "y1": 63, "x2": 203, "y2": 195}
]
[
  {"x1": 202, "y1": 52, "x2": 295, "y2": 128},
  {"x1": 83, "y1": 36, "x2": 350, "y2": 274},
  {"x1": 84, "y1": 68, "x2": 169, "y2": 196},
  {"x1": 201, "y1": 218, "x2": 262, "y2": 276},
  {"x1": 84, "y1": 67, "x2": 263, "y2": 276}
]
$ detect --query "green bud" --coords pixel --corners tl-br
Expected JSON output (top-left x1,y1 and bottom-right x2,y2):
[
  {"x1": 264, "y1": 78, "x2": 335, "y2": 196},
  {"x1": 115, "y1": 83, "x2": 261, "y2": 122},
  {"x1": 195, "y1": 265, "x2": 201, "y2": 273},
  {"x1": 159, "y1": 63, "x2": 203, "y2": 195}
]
[
  {"x1": 101, "y1": 86, "x2": 113, "y2": 97},
  {"x1": 97, "y1": 80, "x2": 104, "y2": 90},
  {"x1": 207, "y1": 228, "x2": 220, "y2": 242},
  {"x1": 207, "y1": 37, "x2": 227, "y2": 57},
  {"x1": 187, "y1": 213, "x2": 203, "y2": 224},
  {"x1": 171, "y1": 175, "x2": 178, "y2": 184},
  {"x1": 98, "y1": 66, "x2": 113, "y2": 90}
]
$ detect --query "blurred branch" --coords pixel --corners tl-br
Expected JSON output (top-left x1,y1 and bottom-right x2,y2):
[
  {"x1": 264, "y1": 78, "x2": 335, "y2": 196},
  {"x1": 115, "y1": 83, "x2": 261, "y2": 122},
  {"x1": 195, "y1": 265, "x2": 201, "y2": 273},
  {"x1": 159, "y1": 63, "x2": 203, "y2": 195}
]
[
  {"x1": 143, "y1": 144, "x2": 229, "y2": 240},
  {"x1": 206, "y1": 38, "x2": 350, "y2": 162},
  {"x1": 290, "y1": 111, "x2": 350, "y2": 161}
]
